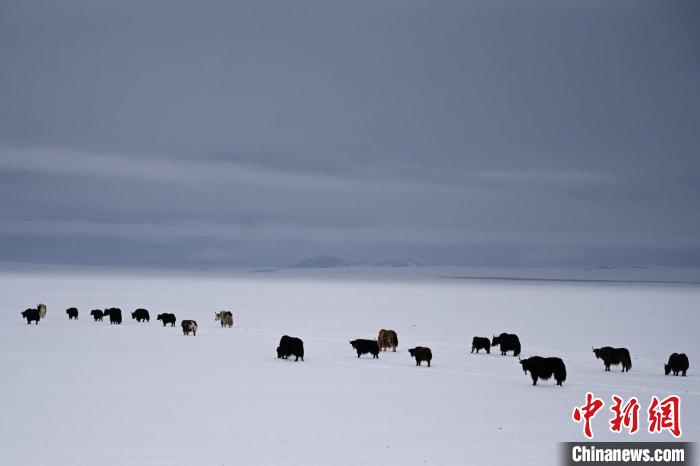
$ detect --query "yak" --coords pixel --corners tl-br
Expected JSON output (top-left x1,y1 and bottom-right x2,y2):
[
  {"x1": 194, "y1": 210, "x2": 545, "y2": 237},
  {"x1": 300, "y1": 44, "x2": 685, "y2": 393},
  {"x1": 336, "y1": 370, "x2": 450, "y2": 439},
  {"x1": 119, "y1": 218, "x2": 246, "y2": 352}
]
[
  {"x1": 131, "y1": 308, "x2": 150, "y2": 322},
  {"x1": 377, "y1": 329, "x2": 399, "y2": 352},
  {"x1": 519, "y1": 356, "x2": 566, "y2": 386},
  {"x1": 104, "y1": 307, "x2": 122, "y2": 325},
  {"x1": 181, "y1": 320, "x2": 198, "y2": 336},
  {"x1": 37, "y1": 303, "x2": 47, "y2": 319},
  {"x1": 90, "y1": 309, "x2": 104, "y2": 322},
  {"x1": 215, "y1": 311, "x2": 233, "y2": 328},
  {"x1": 66, "y1": 307, "x2": 79, "y2": 320},
  {"x1": 157, "y1": 313, "x2": 177, "y2": 327},
  {"x1": 277, "y1": 335, "x2": 304, "y2": 361},
  {"x1": 21, "y1": 308, "x2": 40, "y2": 324},
  {"x1": 665, "y1": 353, "x2": 689, "y2": 376},
  {"x1": 592, "y1": 346, "x2": 632, "y2": 372},
  {"x1": 408, "y1": 347, "x2": 432, "y2": 367},
  {"x1": 491, "y1": 333, "x2": 521, "y2": 356},
  {"x1": 471, "y1": 336, "x2": 490, "y2": 354},
  {"x1": 350, "y1": 339, "x2": 379, "y2": 359}
]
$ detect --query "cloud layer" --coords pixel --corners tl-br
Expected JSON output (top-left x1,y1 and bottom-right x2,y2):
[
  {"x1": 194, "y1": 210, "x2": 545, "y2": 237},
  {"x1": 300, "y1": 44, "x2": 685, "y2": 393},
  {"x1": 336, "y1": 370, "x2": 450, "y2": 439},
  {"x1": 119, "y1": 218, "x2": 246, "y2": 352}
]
[{"x1": 1, "y1": 0, "x2": 699, "y2": 267}]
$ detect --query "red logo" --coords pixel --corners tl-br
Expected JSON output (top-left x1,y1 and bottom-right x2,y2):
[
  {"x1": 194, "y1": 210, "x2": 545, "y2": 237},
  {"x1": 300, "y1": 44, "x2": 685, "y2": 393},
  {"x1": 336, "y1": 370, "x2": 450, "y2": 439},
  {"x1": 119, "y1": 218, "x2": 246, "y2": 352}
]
[
  {"x1": 648, "y1": 395, "x2": 681, "y2": 438},
  {"x1": 573, "y1": 393, "x2": 682, "y2": 438},
  {"x1": 609, "y1": 395, "x2": 640, "y2": 434},
  {"x1": 572, "y1": 392, "x2": 605, "y2": 439}
]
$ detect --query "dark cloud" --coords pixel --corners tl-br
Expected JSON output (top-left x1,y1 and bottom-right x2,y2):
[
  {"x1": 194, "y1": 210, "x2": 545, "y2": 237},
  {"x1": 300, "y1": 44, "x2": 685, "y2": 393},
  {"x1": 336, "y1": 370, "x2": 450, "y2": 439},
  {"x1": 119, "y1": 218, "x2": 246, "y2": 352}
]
[{"x1": 1, "y1": 0, "x2": 699, "y2": 267}]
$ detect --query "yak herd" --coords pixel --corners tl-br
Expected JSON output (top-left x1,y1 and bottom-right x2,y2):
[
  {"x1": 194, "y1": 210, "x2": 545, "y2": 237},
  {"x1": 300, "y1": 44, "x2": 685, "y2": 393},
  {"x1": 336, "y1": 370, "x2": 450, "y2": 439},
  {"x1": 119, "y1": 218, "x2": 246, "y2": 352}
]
[{"x1": 19, "y1": 303, "x2": 690, "y2": 386}]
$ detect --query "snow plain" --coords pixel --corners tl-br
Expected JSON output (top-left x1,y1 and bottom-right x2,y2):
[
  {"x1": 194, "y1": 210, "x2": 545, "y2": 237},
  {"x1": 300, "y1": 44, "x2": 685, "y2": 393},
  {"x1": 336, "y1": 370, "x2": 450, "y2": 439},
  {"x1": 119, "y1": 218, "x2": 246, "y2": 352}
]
[{"x1": 1, "y1": 267, "x2": 698, "y2": 466}]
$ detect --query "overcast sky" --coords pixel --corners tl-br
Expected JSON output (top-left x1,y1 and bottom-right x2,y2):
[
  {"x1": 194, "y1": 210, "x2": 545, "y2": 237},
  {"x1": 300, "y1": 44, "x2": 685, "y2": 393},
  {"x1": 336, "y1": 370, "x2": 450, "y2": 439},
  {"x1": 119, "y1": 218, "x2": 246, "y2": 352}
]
[{"x1": 1, "y1": 0, "x2": 699, "y2": 268}]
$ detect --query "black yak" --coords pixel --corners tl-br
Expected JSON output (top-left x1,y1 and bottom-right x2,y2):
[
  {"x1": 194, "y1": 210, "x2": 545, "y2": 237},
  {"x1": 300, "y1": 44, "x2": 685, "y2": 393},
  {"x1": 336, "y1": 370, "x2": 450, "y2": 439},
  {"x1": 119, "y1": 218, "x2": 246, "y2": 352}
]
[
  {"x1": 350, "y1": 339, "x2": 379, "y2": 359},
  {"x1": 408, "y1": 347, "x2": 432, "y2": 367},
  {"x1": 131, "y1": 308, "x2": 150, "y2": 322},
  {"x1": 104, "y1": 307, "x2": 122, "y2": 325},
  {"x1": 66, "y1": 307, "x2": 79, "y2": 320},
  {"x1": 519, "y1": 356, "x2": 566, "y2": 386},
  {"x1": 471, "y1": 336, "x2": 490, "y2": 354},
  {"x1": 665, "y1": 353, "x2": 689, "y2": 376},
  {"x1": 90, "y1": 309, "x2": 104, "y2": 322},
  {"x1": 181, "y1": 320, "x2": 198, "y2": 336},
  {"x1": 157, "y1": 313, "x2": 177, "y2": 327},
  {"x1": 377, "y1": 329, "x2": 399, "y2": 352},
  {"x1": 277, "y1": 335, "x2": 304, "y2": 361},
  {"x1": 592, "y1": 346, "x2": 632, "y2": 372},
  {"x1": 21, "y1": 308, "x2": 40, "y2": 324},
  {"x1": 491, "y1": 333, "x2": 521, "y2": 356}
]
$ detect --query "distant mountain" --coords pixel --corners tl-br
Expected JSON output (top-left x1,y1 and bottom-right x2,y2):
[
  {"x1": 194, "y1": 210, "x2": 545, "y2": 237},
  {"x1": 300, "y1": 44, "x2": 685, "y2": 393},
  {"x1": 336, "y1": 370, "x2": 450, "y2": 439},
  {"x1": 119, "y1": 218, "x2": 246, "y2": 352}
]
[
  {"x1": 290, "y1": 255, "x2": 348, "y2": 268},
  {"x1": 584, "y1": 265, "x2": 650, "y2": 271},
  {"x1": 369, "y1": 260, "x2": 421, "y2": 268},
  {"x1": 290, "y1": 256, "x2": 421, "y2": 269}
]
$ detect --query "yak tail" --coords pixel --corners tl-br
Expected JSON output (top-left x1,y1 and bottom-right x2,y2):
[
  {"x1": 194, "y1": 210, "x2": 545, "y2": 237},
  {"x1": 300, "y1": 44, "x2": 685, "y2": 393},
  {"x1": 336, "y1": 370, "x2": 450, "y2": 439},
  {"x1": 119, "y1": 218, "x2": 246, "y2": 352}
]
[
  {"x1": 513, "y1": 339, "x2": 521, "y2": 357},
  {"x1": 623, "y1": 350, "x2": 632, "y2": 371},
  {"x1": 554, "y1": 361, "x2": 567, "y2": 383}
]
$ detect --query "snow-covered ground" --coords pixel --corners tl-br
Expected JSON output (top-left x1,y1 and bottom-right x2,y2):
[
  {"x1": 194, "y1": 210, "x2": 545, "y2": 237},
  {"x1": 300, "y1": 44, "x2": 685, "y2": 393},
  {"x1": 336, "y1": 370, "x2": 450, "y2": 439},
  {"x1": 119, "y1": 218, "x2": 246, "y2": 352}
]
[{"x1": 1, "y1": 268, "x2": 698, "y2": 465}]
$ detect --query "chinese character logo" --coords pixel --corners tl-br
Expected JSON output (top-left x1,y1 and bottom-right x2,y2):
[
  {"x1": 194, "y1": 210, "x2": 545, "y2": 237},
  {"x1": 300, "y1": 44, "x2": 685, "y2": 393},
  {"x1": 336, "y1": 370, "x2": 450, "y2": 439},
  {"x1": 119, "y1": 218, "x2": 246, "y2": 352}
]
[
  {"x1": 573, "y1": 393, "x2": 682, "y2": 438},
  {"x1": 572, "y1": 392, "x2": 605, "y2": 439},
  {"x1": 648, "y1": 395, "x2": 681, "y2": 438},
  {"x1": 609, "y1": 395, "x2": 640, "y2": 434}
]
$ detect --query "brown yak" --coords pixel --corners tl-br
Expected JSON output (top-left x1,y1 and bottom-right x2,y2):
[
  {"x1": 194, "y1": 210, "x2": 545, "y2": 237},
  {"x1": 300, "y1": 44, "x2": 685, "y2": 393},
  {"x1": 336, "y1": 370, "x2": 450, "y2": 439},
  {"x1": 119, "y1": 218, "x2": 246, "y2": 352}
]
[{"x1": 377, "y1": 329, "x2": 399, "y2": 352}]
